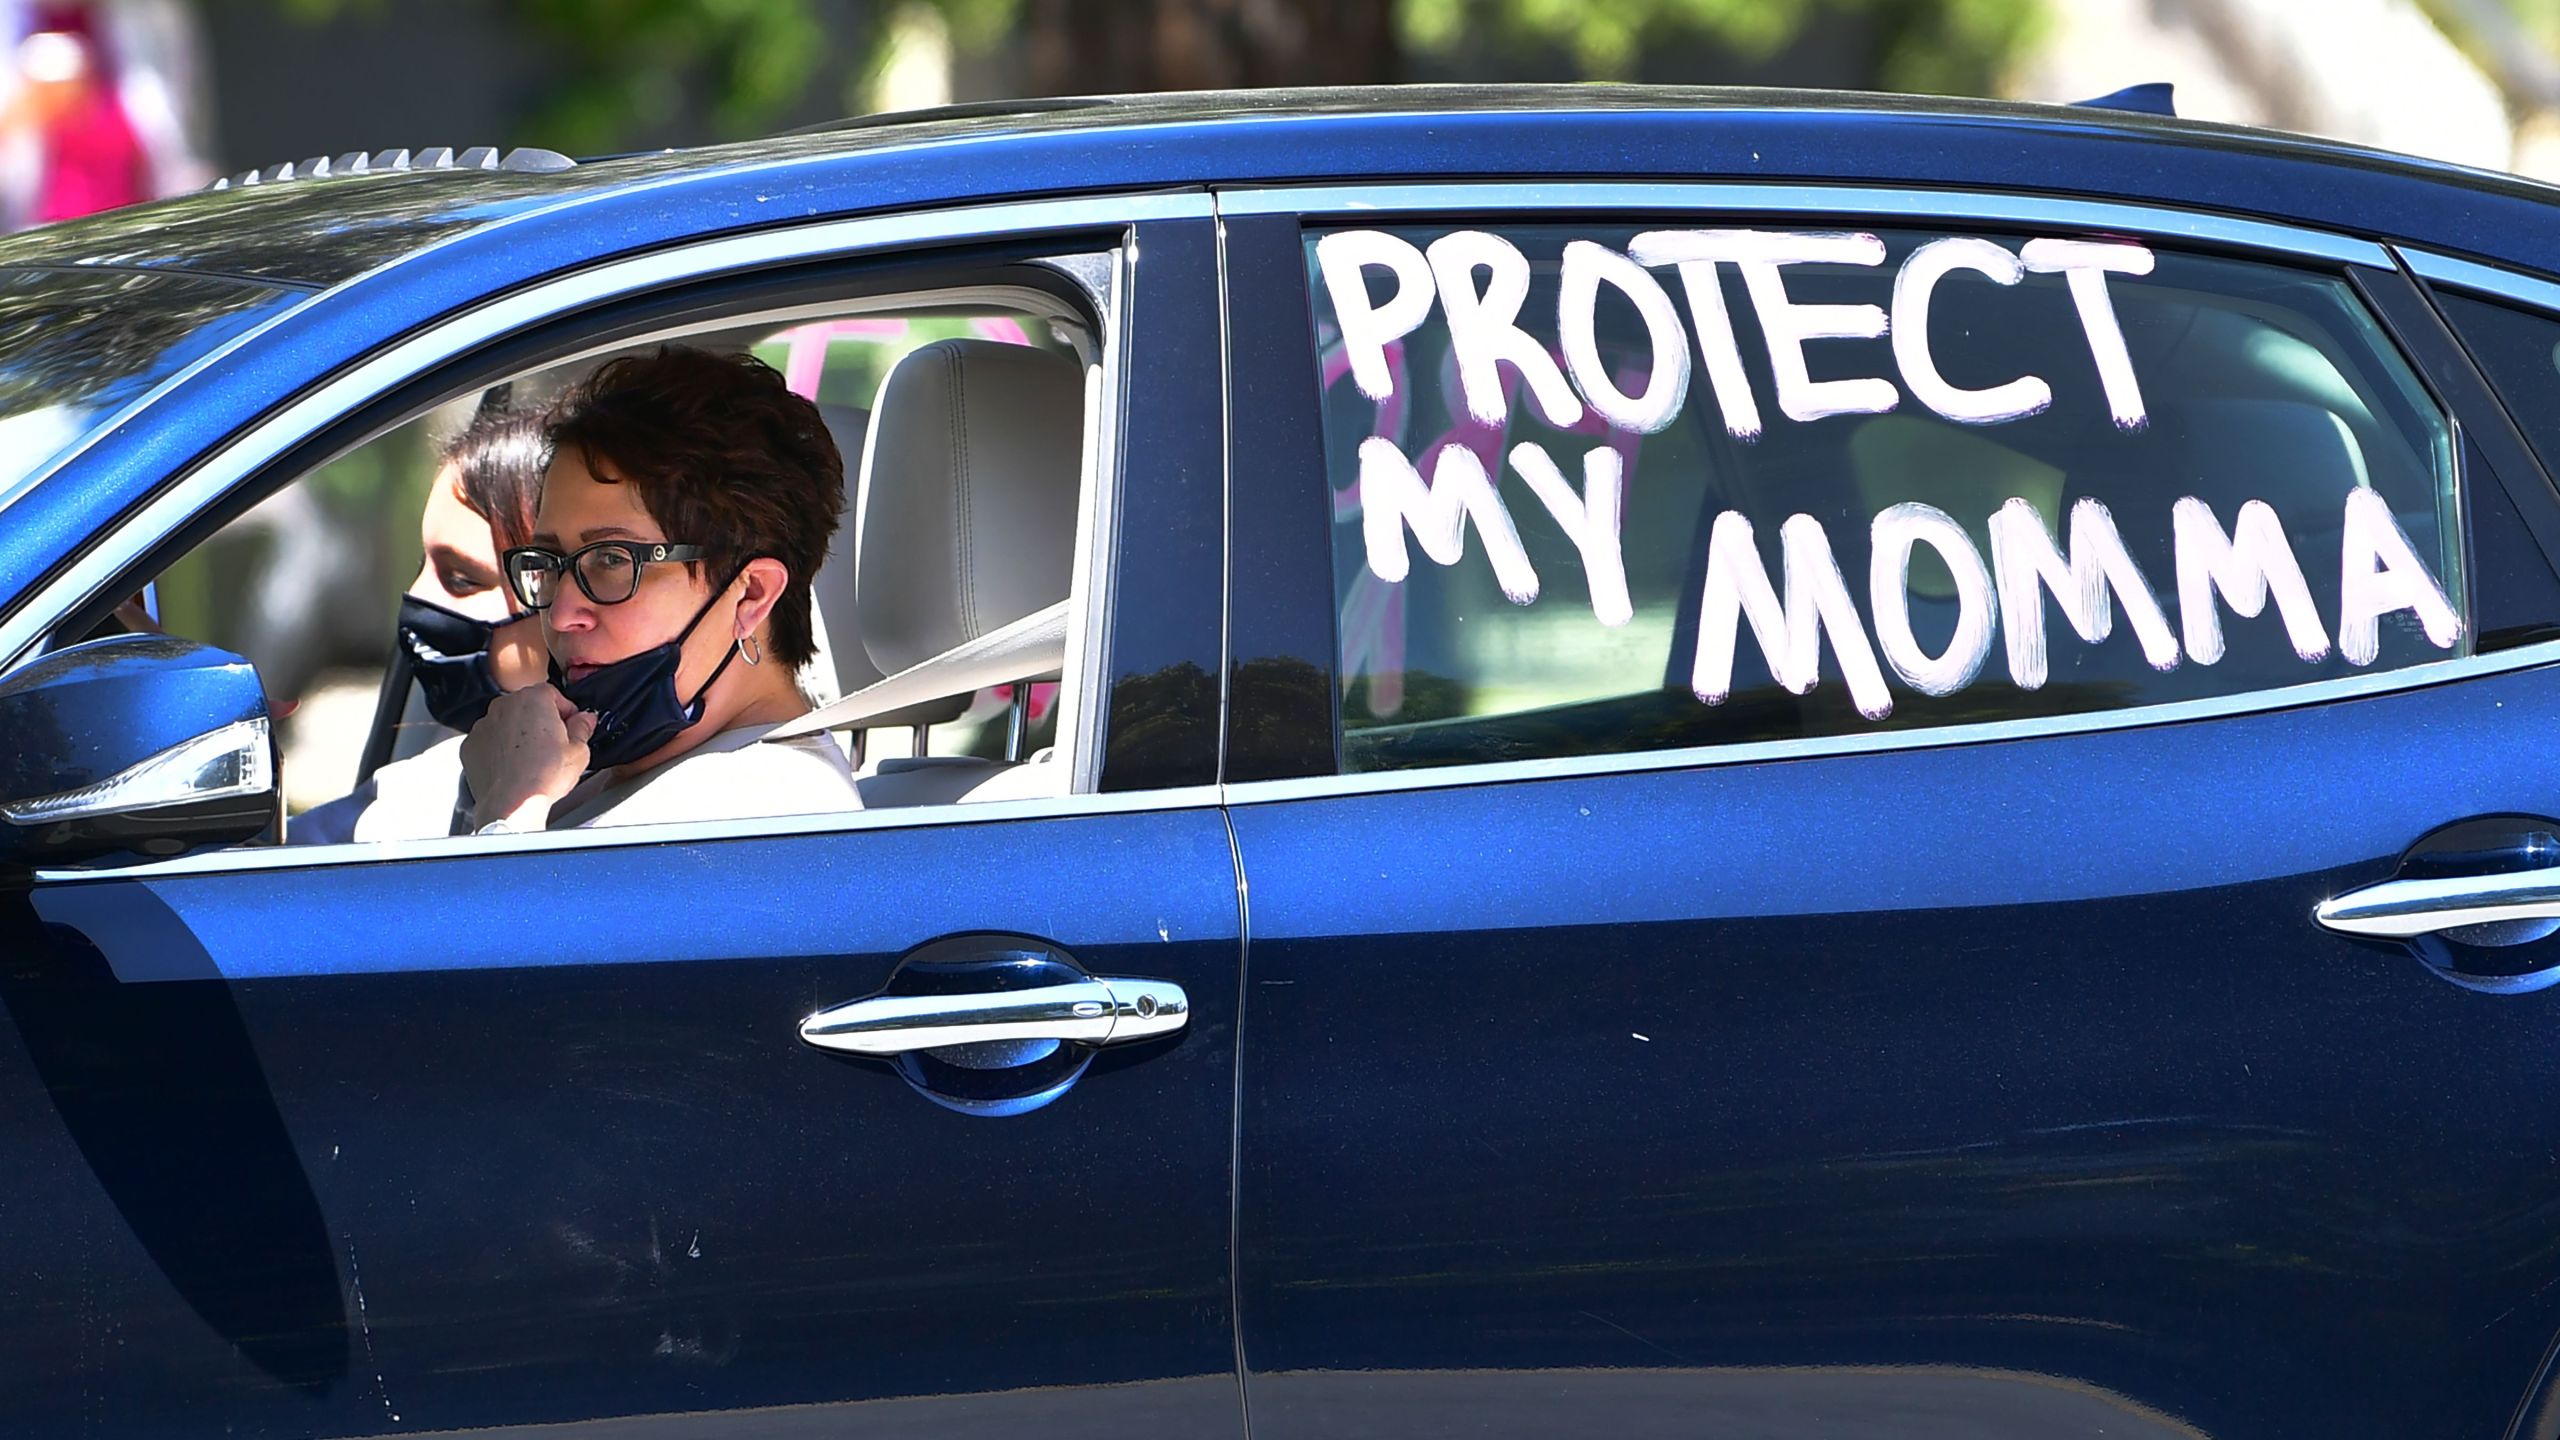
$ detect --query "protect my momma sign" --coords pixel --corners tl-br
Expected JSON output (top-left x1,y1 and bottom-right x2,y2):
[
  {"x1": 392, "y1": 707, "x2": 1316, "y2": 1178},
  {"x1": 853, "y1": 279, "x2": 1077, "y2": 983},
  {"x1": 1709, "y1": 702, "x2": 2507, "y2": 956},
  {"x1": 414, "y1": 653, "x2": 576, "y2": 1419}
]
[{"x1": 1317, "y1": 228, "x2": 2462, "y2": 723}]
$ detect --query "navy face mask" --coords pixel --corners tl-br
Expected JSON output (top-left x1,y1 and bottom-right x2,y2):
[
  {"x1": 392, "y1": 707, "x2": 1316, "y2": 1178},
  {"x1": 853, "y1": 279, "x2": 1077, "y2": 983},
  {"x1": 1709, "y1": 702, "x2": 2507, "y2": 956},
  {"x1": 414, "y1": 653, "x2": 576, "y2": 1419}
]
[
  {"x1": 551, "y1": 577, "x2": 743, "y2": 773},
  {"x1": 399, "y1": 593, "x2": 509, "y2": 731}
]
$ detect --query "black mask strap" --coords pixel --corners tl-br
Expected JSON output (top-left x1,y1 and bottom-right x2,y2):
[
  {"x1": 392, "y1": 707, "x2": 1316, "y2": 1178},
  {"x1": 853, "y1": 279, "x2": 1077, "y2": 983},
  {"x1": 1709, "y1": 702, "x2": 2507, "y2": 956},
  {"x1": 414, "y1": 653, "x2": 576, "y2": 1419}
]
[{"x1": 672, "y1": 565, "x2": 752, "y2": 714}]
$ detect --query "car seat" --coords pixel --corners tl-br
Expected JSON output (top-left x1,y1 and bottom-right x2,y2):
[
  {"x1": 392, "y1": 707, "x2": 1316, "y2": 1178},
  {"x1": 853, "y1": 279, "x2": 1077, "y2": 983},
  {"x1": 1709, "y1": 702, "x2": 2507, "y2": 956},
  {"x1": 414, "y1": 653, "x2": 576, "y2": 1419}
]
[
  {"x1": 767, "y1": 337, "x2": 1085, "y2": 806},
  {"x1": 804, "y1": 400, "x2": 969, "y2": 753}
]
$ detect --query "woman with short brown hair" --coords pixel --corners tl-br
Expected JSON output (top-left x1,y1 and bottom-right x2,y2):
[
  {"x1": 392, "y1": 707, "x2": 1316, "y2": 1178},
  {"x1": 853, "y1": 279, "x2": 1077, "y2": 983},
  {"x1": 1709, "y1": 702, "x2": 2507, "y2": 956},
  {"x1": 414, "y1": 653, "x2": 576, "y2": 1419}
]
[{"x1": 462, "y1": 345, "x2": 859, "y2": 832}]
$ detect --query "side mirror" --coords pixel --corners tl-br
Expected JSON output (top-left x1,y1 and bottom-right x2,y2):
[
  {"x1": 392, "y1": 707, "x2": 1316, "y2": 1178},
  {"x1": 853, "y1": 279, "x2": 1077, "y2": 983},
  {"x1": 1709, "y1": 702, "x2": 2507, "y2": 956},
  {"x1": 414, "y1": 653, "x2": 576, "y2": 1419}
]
[{"x1": 0, "y1": 635, "x2": 276, "y2": 871}]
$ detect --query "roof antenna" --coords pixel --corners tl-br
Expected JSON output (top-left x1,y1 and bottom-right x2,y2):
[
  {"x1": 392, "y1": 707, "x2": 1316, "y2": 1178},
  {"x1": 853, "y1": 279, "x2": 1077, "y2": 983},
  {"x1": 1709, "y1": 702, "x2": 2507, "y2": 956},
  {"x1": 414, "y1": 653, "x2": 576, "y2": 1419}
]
[{"x1": 2073, "y1": 82, "x2": 2176, "y2": 117}]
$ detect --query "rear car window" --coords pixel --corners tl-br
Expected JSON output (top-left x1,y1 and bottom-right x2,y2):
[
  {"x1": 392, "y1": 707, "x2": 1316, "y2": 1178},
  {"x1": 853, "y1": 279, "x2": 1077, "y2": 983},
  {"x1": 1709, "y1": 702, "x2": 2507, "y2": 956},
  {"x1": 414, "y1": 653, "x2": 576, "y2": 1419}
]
[
  {"x1": 0, "y1": 266, "x2": 299, "y2": 505},
  {"x1": 1308, "y1": 222, "x2": 2464, "y2": 773}
]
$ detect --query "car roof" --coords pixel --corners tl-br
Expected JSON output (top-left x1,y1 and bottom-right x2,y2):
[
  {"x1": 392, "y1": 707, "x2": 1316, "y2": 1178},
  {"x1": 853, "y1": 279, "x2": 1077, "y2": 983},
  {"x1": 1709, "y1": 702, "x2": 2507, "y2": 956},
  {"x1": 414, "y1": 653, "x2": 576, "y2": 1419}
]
[{"x1": 3, "y1": 83, "x2": 2558, "y2": 292}]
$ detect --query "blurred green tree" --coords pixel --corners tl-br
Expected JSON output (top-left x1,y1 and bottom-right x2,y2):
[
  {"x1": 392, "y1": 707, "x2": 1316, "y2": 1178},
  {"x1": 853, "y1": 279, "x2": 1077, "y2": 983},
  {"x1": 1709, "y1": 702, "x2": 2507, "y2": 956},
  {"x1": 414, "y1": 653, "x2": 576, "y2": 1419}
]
[
  {"x1": 1400, "y1": 0, "x2": 2041, "y2": 94},
  {"x1": 277, "y1": 0, "x2": 2044, "y2": 153}
]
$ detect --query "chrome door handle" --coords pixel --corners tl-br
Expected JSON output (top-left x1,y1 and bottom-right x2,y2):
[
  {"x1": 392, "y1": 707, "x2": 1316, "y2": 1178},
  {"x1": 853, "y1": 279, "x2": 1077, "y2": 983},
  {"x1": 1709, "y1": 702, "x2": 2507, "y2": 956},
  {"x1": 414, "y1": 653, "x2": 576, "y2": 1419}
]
[
  {"x1": 2314, "y1": 870, "x2": 2560, "y2": 939},
  {"x1": 798, "y1": 976, "x2": 1189, "y2": 1056}
]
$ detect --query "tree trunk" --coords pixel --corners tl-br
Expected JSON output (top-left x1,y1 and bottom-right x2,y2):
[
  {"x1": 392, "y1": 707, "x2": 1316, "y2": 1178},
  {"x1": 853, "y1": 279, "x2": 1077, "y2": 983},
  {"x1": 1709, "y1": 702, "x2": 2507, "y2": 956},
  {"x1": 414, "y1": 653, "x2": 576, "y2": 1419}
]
[{"x1": 1021, "y1": 0, "x2": 1402, "y2": 94}]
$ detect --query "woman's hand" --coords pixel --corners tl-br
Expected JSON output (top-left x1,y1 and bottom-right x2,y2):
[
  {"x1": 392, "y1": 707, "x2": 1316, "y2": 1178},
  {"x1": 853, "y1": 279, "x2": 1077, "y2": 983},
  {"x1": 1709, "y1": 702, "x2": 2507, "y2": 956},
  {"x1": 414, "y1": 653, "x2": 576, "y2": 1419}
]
[{"x1": 461, "y1": 684, "x2": 597, "y2": 831}]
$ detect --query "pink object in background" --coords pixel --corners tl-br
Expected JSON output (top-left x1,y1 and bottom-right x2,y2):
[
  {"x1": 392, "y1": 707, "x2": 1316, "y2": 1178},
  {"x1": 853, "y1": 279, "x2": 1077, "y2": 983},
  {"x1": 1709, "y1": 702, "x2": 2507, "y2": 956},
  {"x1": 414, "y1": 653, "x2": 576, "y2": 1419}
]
[
  {"x1": 1338, "y1": 571, "x2": 1406, "y2": 716},
  {"x1": 17, "y1": 10, "x2": 145, "y2": 223},
  {"x1": 776, "y1": 317, "x2": 1034, "y2": 401},
  {"x1": 31, "y1": 74, "x2": 140, "y2": 220},
  {"x1": 776, "y1": 317, "x2": 912, "y2": 400}
]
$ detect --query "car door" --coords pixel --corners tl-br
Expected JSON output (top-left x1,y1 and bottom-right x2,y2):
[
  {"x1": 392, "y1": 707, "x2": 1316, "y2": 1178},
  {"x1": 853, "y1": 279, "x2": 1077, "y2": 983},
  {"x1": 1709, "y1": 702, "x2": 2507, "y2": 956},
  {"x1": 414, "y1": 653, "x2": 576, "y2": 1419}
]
[
  {"x1": 0, "y1": 203, "x2": 1245, "y2": 1440},
  {"x1": 1220, "y1": 187, "x2": 2560, "y2": 1440}
]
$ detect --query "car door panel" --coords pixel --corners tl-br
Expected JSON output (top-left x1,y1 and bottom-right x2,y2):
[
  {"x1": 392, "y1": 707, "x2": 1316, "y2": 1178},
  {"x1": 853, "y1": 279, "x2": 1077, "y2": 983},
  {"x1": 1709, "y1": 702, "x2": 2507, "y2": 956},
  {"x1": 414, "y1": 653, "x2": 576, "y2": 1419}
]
[
  {"x1": 1231, "y1": 668, "x2": 2560, "y2": 1439},
  {"x1": 0, "y1": 807, "x2": 1241, "y2": 1437},
  {"x1": 0, "y1": 192, "x2": 1248, "y2": 1439},
  {"x1": 1221, "y1": 182, "x2": 2560, "y2": 1439}
]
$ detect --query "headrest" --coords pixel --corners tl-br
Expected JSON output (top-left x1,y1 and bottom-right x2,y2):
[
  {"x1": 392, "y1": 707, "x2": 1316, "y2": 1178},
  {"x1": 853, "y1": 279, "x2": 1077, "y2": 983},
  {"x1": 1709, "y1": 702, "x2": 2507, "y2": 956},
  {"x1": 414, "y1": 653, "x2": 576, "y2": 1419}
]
[
  {"x1": 855, "y1": 339, "x2": 1084, "y2": 676},
  {"x1": 802, "y1": 400, "x2": 968, "y2": 729}
]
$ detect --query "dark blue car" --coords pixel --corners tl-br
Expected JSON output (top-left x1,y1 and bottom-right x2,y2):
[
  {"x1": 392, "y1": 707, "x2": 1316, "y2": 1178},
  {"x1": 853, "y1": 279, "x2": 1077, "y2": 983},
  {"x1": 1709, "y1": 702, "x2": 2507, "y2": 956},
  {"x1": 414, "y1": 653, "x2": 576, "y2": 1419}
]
[{"x1": 6, "y1": 85, "x2": 2560, "y2": 1438}]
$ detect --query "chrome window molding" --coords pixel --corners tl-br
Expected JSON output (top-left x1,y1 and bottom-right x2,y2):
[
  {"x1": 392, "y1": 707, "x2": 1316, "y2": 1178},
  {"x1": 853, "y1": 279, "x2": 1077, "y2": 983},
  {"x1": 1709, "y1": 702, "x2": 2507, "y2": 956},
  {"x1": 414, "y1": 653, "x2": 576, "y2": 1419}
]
[
  {"x1": 2396, "y1": 247, "x2": 2560, "y2": 315},
  {"x1": 1215, "y1": 182, "x2": 2394, "y2": 267},
  {"x1": 1212, "y1": 212, "x2": 1237, "y2": 773},
  {"x1": 1219, "y1": 638, "x2": 2560, "y2": 809},
  {"x1": 30, "y1": 782, "x2": 1227, "y2": 885},
  {"x1": 0, "y1": 190, "x2": 1217, "y2": 672},
  {"x1": 1062, "y1": 246, "x2": 1133, "y2": 795}
]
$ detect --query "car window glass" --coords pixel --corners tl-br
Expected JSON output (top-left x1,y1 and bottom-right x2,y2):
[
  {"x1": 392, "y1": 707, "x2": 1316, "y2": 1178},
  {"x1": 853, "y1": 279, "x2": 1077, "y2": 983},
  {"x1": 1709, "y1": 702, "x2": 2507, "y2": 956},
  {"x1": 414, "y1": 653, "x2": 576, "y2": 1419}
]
[
  {"x1": 119, "y1": 296, "x2": 1092, "y2": 845},
  {"x1": 1307, "y1": 222, "x2": 2465, "y2": 773},
  {"x1": 0, "y1": 266, "x2": 298, "y2": 503},
  {"x1": 149, "y1": 420, "x2": 437, "y2": 808}
]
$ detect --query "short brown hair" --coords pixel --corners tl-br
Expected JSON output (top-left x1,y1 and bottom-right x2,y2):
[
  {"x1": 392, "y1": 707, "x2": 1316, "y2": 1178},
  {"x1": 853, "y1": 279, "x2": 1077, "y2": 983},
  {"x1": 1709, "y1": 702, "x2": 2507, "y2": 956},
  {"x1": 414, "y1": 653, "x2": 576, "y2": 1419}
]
[{"x1": 544, "y1": 346, "x2": 844, "y2": 668}]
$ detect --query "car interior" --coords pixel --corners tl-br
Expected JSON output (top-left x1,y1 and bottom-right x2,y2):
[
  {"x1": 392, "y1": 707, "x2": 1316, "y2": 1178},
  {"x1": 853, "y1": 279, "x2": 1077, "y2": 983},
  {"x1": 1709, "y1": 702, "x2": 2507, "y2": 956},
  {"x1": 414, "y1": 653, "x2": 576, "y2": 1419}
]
[{"x1": 98, "y1": 261, "x2": 1113, "y2": 837}]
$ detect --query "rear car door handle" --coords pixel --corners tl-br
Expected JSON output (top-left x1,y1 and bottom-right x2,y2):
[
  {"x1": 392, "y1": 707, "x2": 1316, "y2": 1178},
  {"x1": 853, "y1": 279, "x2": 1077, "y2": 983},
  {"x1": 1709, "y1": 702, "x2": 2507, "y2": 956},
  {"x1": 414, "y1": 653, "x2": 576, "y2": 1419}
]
[
  {"x1": 2314, "y1": 869, "x2": 2560, "y2": 939},
  {"x1": 798, "y1": 976, "x2": 1189, "y2": 1055}
]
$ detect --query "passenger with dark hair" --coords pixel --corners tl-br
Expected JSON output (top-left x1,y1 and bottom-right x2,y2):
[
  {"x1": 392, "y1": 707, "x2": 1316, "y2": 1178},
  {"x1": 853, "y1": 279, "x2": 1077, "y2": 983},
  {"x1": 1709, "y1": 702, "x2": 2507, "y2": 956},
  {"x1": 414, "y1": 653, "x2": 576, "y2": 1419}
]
[
  {"x1": 289, "y1": 403, "x2": 553, "y2": 844},
  {"x1": 461, "y1": 345, "x2": 858, "y2": 832},
  {"x1": 399, "y1": 400, "x2": 550, "y2": 731}
]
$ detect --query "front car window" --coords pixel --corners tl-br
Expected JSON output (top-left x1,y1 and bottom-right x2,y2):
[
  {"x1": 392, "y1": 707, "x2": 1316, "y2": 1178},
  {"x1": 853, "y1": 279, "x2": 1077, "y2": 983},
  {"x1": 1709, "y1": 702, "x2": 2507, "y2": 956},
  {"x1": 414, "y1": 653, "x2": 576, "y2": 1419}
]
[
  {"x1": 134, "y1": 296, "x2": 1093, "y2": 835},
  {"x1": 1309, "y1": 221, "x2": 2464, "y2": 772},
  {"x1": 0, "y1": 266, "x2": 299, "y2": 501}
]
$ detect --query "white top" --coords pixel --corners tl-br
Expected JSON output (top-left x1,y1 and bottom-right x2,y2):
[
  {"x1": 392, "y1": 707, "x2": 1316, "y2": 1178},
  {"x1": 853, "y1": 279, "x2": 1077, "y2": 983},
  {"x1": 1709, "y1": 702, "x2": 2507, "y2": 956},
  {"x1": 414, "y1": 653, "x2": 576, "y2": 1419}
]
[
  {"x1": 289, "y1": 724, "x2": 862, "y2": 843},
  {"x1": 546, "y1": 722, "x2": 861, "y2": 830},
  {"x1": 287, "y1": 734, "x2": 471, "y2": 845}
]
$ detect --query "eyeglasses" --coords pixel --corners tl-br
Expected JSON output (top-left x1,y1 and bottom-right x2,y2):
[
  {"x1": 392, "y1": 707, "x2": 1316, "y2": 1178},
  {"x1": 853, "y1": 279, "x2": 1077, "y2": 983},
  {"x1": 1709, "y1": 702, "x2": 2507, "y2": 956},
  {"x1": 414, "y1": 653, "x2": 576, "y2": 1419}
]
[{"x1": 503, "y1": 540, "x2": 708, "y2": 610}]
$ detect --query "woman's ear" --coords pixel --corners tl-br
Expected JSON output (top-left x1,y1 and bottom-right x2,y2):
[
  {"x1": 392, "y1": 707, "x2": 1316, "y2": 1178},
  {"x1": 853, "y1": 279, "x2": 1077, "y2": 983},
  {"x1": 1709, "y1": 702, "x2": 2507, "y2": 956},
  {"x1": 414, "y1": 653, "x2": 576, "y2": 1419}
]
[{"x1": 733, "y1": 556, "x2": 791, "y2": 640}]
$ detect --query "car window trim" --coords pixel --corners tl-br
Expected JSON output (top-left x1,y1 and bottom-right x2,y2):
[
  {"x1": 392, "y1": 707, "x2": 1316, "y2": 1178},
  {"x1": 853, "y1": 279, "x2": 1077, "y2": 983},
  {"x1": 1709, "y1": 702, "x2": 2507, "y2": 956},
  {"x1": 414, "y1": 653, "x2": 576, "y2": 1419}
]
[
  {"x1": 1219, "y1": 637, "x2": 2560, "y2": 808},
  {"x1": 2349, "y1": 263, "x2": 2560, "y2": 607},
  {"x1": 1062, "y1": 249, "x2": 1128, "y2": 796},
  {"x1": 1216, "y1": 181, "x2": 2395, "y2": 266},
  {"x1": 2400, "y1": 248, "x2": 2560, "y2": 315},
  {"x1": 0, "y1": 190, "x2": 1215, "y2": 674},
  {"x1": 2391, "y1": 247, "x2": 2560, "y2": 526},
  {"x1": 29, "y1": 783, "x2": 1226, "y2": 884},
  {"x1": 1214, "y1": 208, "x2": 1342, "y2": 785}
]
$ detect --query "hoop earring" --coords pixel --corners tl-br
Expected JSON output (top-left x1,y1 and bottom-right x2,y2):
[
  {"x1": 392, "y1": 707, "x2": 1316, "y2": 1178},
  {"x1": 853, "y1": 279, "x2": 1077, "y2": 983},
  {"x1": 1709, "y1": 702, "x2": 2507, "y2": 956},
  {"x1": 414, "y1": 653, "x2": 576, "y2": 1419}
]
[{"x1": 739, "y1": 633, "x2": 763, "y2": 667}]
